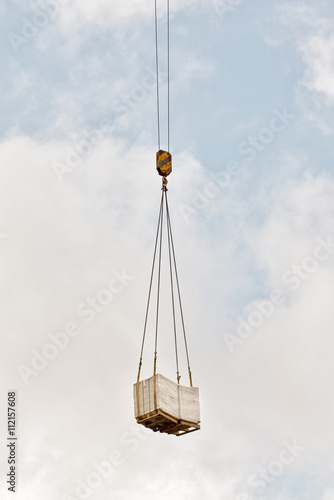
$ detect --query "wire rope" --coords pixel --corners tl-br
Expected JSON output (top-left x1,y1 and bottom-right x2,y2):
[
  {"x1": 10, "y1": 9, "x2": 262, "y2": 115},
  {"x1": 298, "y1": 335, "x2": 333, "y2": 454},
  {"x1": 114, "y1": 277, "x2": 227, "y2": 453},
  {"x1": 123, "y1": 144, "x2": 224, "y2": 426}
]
[
  {"x1": 165, "y1": 190, "x2": 180, "y2": 383},
  {"x1": 154, "y1": 0, "x2": 161, "y2": 150},
  {"x1": 165, "y1": 191, "x2": 193, "y2": 386}
]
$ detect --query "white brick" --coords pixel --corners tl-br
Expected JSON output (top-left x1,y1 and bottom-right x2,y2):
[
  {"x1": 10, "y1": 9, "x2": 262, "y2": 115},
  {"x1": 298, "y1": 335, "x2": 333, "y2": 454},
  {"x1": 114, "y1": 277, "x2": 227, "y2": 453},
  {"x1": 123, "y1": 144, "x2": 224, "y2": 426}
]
[{"x1": 134, "y1": 373, "x2": 200, "y2": 424}]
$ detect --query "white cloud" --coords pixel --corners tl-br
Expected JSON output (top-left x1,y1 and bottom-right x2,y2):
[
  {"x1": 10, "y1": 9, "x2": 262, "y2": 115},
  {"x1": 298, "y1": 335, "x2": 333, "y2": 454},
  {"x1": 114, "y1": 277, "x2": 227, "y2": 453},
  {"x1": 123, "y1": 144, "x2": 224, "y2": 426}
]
[
  {"x1": 322, "y1": 488, "x2": 334, "y2": 500},
  {"x1": 246, "y1": 169, "x2": 334, "y2": 284},
  {"x1": 272, "y1": 2, "x2": 334, "y2": 132},
  {"x1": 1, "y1": 133, "x2": 334, "y2": 498},
  {"x1": 296, "y1": 27, "x2": 334, "y2": 133},
  {"x1": 300, "y1": 34, "x2": 334, "y2": 100},
  {"x1": 0, "y1": 132, "x2": 241, "y2": 499},
  {"x1": 220, "y1": 161, "x2": 334, "y2": 453},
  {"x1": 15, "y1": 0, "x2": 212, "y2": 37}
]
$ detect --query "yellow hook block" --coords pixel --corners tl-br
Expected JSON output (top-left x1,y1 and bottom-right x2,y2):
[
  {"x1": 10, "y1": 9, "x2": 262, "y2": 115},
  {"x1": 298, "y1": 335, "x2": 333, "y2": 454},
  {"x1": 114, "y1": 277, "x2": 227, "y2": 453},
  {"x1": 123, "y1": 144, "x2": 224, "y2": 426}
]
[{"x1": 156, "y1": 150, "x2": 172, "y2": 177}]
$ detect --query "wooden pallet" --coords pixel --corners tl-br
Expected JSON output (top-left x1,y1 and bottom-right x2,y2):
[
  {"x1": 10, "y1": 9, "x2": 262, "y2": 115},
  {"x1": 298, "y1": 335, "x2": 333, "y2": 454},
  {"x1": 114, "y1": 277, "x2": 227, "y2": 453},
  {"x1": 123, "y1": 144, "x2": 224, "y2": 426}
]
[{"x1": 136, "y1": 408, "x2": 200, "y2": 436}]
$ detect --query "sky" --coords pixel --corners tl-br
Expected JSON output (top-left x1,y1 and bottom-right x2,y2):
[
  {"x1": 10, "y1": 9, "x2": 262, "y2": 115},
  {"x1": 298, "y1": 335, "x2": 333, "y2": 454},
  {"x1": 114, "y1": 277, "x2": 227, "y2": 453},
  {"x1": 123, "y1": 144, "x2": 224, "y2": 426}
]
[{"x1": 1, "y1": 0, "x2": 334, "y2": 499}]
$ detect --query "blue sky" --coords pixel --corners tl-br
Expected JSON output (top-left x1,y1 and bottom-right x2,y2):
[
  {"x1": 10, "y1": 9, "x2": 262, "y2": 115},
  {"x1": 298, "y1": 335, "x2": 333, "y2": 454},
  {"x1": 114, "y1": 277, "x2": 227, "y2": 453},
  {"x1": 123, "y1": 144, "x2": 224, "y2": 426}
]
[{"x1": 1, "y1": 1, "x2": 334, "y2": 499}]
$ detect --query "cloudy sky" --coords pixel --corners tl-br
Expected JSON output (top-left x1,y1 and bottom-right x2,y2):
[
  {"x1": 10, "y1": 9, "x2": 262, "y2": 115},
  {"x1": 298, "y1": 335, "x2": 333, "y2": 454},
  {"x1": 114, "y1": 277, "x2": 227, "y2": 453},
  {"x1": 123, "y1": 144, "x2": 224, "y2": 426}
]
[{"x1": 1, "y1": 0, "x2": 334, "y2": 498}]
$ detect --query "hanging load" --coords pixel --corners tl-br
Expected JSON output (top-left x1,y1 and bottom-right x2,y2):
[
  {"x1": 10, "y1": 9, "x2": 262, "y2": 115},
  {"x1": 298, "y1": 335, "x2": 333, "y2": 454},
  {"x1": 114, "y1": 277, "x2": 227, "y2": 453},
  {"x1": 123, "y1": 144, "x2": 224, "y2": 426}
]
[
  {"x1": 134, "y1": 374, "x2": 200, "y2": 436},
  {"x1": 133, "y1": 0, "x2": 200, "y2": 436},
  {"x1": 133, "y1": 163, "x2": 200, "y2": 436},
  {"x1": 134, "y1": 178, "x2": 200, "y2": 436}
]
